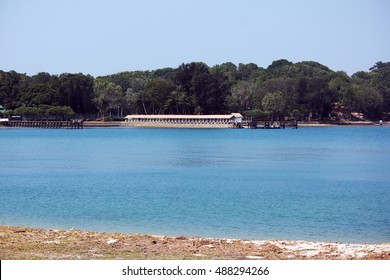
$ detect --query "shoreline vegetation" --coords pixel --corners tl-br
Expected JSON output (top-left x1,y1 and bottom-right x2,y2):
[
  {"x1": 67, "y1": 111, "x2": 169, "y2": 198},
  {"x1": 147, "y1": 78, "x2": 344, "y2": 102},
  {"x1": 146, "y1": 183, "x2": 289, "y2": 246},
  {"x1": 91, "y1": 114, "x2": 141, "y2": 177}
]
[
  {"x1": 1, "y1": 225, "x2": 389, "y2": 260},
  {"x1": 1, "y1": 61, "x2": 390, "y2": 125}
]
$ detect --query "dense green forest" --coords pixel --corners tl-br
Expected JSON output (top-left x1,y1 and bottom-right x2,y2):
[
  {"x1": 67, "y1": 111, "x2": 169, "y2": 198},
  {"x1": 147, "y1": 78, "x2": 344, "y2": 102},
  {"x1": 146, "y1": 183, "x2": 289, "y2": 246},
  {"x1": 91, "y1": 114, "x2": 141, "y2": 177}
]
[{"x1": 1, "y1": 60, "x2": 389, "y2": 121}]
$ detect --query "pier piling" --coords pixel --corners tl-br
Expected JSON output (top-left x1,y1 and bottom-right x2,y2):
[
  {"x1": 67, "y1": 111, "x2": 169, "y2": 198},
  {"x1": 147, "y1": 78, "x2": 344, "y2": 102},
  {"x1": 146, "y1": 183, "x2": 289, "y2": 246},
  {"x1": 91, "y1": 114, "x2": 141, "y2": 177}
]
[{"x1": 0, "y1": 120, "x2": 83, "y2": 129}]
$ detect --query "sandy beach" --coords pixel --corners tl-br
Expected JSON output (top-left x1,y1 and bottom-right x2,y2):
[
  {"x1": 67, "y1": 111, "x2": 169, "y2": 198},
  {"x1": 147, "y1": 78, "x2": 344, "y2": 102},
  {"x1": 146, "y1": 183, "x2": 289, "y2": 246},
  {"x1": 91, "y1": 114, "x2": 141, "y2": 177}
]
[{"x1": 1, "y1": 225, "x2": 389, "y2": 260}]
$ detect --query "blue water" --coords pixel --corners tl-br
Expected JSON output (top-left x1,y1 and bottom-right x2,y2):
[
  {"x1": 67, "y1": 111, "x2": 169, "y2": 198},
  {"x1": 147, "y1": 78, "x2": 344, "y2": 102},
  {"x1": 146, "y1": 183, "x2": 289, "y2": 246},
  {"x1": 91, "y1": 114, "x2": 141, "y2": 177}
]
[{"x1": 1, "y1": 126, "x2": 389, "y2": 243}]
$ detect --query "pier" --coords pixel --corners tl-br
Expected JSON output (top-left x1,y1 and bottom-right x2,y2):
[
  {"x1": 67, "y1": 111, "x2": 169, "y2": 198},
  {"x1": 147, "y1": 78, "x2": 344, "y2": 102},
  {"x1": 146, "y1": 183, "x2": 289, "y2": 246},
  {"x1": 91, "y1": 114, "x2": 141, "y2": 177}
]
[
  {"x1": 0, "y1": 120, "x2": 84, "y2": 129},
  {"x1": 241, "y1": 119, "x2": 298, "y2": 129},
  {"x1": 124, "y1": 113, "x2": 243, "y2": 128}
]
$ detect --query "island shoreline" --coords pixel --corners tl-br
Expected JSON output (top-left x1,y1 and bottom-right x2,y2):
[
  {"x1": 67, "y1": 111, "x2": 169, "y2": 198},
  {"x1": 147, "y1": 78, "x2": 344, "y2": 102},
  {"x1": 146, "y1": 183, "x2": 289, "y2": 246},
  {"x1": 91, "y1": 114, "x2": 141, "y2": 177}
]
[
  {"x1": 81, "y1": 120, "x2": 390, "y2": 128},
  {"x1": 1, "y1": 225, "x2": 389, "y2": 260},
  {"x1": 2, "y1": 120, "x2": 389, "y2": 129}
]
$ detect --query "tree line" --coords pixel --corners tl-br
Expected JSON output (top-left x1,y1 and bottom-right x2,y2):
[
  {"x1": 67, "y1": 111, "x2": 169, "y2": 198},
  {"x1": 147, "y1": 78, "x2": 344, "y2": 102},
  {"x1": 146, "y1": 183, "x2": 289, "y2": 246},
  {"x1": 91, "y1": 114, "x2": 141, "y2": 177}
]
[{"x1": 1, "y1": 60, "x2": 389, "y2": 121}]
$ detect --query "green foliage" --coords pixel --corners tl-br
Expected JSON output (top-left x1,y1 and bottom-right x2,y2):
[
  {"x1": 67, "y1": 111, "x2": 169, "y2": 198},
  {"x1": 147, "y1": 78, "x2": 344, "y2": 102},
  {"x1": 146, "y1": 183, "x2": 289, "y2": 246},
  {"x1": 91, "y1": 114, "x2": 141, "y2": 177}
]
[
  {"x1": 9, "y1": 105, "x2": 74, "y2": 120},
  {"x1": 174, "y1": 62, "x2": 230, "y2": 114},
  {"x1": 351, "y1": 85, "x2": 383, "y2": 119},
  {"x1": 145, "y1": 78, "x2": 176, "y2": 114},
  {"x1": 13, "y1": 106, "x2": 40, "y2": 118},
  {"x1": 266, "y1": 59, "x2": 294, "y2": 78},
  {"x1": 93, "y1": 78, "x2": 122, "y2": 117},
  {"x1": 210, "y1": 62, "x2": 238, "y2": 86},
  {"x1": 369, "y1": 61, "x2": 390, "y2": 111},
  {"x1": 58, "y1": 73, "x2": 95, "y2": 114},
  {"x1": 0, "y1": 70, "x2": 28, "y2": 110},
  {"x1": 1, "y1": 60, "x2": 389, "y2": 121},
  {"x1": 242, "y1": 109, "x2": 268, "y2": 119},
  {"x1": 262, "y1": 91, "x2": 286, "y2": 120},
  {"x1": 45, "y1": 106, "x2": 75, "y2": 118}
]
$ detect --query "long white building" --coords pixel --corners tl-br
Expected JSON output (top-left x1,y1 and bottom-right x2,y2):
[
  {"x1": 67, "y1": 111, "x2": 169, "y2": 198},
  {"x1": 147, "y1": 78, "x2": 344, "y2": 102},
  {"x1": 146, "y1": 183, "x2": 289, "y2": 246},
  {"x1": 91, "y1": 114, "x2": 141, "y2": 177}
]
[{"x1": 124, "y1": 113, "x2": 243, "y2": 128}]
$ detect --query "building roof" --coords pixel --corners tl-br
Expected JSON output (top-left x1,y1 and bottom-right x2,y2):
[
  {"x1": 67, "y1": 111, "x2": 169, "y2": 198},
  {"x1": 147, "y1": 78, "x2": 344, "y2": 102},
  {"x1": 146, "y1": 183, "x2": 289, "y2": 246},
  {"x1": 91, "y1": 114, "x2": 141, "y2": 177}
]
[
  {"x1": 125, "y1": 113, "x2": 243, "y2": 119},
  {"x1": 231, "y1": 113, "x2": 243, "y2": 118}
]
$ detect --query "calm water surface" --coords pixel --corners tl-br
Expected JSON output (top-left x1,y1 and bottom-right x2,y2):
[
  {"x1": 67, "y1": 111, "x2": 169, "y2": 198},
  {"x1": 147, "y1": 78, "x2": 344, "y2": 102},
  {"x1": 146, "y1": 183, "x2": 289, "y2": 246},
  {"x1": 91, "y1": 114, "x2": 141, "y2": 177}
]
[{"x1": 1, "y1": 126, "x2": 389, "y2": 243}]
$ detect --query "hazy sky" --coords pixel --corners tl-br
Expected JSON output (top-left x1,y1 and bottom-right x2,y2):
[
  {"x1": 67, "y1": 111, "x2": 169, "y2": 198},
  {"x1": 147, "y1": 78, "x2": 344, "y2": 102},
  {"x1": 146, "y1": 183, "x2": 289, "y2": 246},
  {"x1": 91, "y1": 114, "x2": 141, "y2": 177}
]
[{"x1": 0, "y1": 0, "x2": 389, "y2": 76}]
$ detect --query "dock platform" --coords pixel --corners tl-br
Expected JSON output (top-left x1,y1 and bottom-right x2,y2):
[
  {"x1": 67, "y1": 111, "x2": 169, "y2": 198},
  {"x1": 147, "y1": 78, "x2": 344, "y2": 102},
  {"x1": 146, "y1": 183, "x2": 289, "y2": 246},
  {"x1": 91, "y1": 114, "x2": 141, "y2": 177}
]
[
  {"x1": 241, "y1": 120, "x2": 298, "y2": 129},
  {"x1": 0, "y1": 120, "x2": 84, "y2": 129}
]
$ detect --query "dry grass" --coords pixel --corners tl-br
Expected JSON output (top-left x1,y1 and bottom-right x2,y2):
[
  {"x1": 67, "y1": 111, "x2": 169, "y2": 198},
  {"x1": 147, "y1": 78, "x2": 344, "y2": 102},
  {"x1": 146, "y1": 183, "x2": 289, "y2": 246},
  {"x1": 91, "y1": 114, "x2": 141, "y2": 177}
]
[{"x1": 1, "y1": 225, "x2": 389, "y2": 260}]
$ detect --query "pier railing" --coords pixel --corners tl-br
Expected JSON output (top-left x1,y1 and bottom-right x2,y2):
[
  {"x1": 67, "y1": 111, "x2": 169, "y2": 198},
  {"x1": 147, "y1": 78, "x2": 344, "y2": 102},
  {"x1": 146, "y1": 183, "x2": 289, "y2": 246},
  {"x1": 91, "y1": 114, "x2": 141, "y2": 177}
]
[
  {"x1": 241, "y1": 119, "x2": 298, "y2": 129},
  {"x1": 0, "y1": 120, "x2": 83, "y2": 129},
  {"x1": 1, "y1": 119, "x2": 298, "y2": 129}
]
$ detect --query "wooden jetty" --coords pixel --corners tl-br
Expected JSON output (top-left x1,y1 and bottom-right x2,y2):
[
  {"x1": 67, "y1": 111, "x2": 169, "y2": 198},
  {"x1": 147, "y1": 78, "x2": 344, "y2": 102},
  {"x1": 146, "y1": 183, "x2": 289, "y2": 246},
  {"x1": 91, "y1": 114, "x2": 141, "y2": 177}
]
[
  {"x1": 241, "y1": 119, "x2": 298, "y2": 129},
  {"x1": 0, "y1": 120, "x2": 83, "y2": 129}
]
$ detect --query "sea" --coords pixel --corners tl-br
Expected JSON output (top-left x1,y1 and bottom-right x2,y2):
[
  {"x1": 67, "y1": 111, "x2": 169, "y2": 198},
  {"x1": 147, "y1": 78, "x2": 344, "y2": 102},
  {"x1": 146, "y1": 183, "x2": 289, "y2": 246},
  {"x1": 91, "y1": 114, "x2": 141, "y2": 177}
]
[{"x1": 0, "y1": 126, "x2": 389, "y2": 243}]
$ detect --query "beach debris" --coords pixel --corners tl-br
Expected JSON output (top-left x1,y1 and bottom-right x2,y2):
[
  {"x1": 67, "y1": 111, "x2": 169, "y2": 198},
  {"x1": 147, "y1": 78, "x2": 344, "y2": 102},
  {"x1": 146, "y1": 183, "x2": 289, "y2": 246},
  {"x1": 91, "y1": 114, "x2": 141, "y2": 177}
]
[
  {"x1": 43, "y1": 240, "x2": 60, "y2": 244},
  {"x1": 106, "y1": 238, "x2": 118, "y2": 245},
  {"x1": 175, "y1": 236, "x2": 187, "y2": 240},
  {"x1": 150, "y1": 234, "x2": 165, "y2": 240},
  {"x1": 193, "y1": 253, "x2": 206, "y2": 257},
  {"x1": 246, "y1": 255, "x2": 264, "y2": 259}
]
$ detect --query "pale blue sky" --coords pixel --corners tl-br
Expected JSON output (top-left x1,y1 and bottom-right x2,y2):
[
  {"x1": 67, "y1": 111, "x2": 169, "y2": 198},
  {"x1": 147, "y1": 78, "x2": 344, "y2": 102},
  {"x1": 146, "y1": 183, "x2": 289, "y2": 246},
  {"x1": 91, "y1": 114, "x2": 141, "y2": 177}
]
[{"x1": 0, "y1": 0, "x2": 389, "y2": 76}]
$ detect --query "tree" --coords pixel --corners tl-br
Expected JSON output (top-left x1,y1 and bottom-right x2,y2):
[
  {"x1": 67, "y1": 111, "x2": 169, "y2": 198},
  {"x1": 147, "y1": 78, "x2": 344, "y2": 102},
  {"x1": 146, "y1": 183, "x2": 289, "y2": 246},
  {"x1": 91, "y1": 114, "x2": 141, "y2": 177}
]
[
  {"x1": 349, "y1": 69, "x2": 385, "y2": 119},
  {"x1": 0, "y1": 70, "x2": 28, "y2": 110},
  {"x1": 45, "y1": 106, "x2": 75, "y2": 119},
  {"x1": 151, "y1": 67, "x2": 176, "y2": 80},
  {"x1": 369, "y1": 61, "x2": 390, "y2": 111},
  {"x1": 266, "y1": 59, "x2": 294, "y2": 78},
  {"x1": 294, "y1": 61, "x2": 332, "y2": 78},
  {"x1": 1, "y1": 60, "x2": 389, "y2": 121},
  {"x1": 175, "y1": 62, "x2": 206, "y2": 94},
  {"x1": 306, "y1": 77, "x2": 336, "y2": 119},
  {"x1": 328, "y1": 71, "x2": 351, "y2": 105},
  {"x1": 145, "y1": 78, "x2": 175, "y2": 114},
  {"x1": 98, "y1": 71, "x2": 151, "y2": 94},
  {"x1": 262, "y1": 77, "x2": 298, "y2": 116},
  {"x1": 122, "y1": 88, "x2": 138, "y2": 114},
  {"x1": 352, "y1": 85, "x2": 383, "y2": 119},
  {"x1": 262, "y1": 91, "x2": 286, "y2": 120},
  {"x1": 210, "y1": 62, "x2": 238, "y2": 86},
  {"x1": 164, "y1": 86, "x2": 189, "y2": 114},
  {"x1": 19, "y1": 83, "x2": 59, "y2": 107},
  {"x1": 93, "y1": 78, "x2": 122, "y2": 118},
  {"x1": 175, "y1": 62, "x2": 230, "y2": 114},
  {"x1": 58, "y1": 73, "x2": 95, "y2": 115},
  {"x1": 13, "y1": 106, "x2": 40, "y2": 119},
  {"x1": 228, "y1": 81, "x2": 252, "y2": 112}
]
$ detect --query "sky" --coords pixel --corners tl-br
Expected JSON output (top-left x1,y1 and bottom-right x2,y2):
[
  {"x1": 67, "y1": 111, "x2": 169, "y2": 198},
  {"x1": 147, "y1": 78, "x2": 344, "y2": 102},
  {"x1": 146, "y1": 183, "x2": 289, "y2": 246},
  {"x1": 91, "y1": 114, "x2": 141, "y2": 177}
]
[{"x1": 0, "y1": 0, "x2": 389, "y2": 77}]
